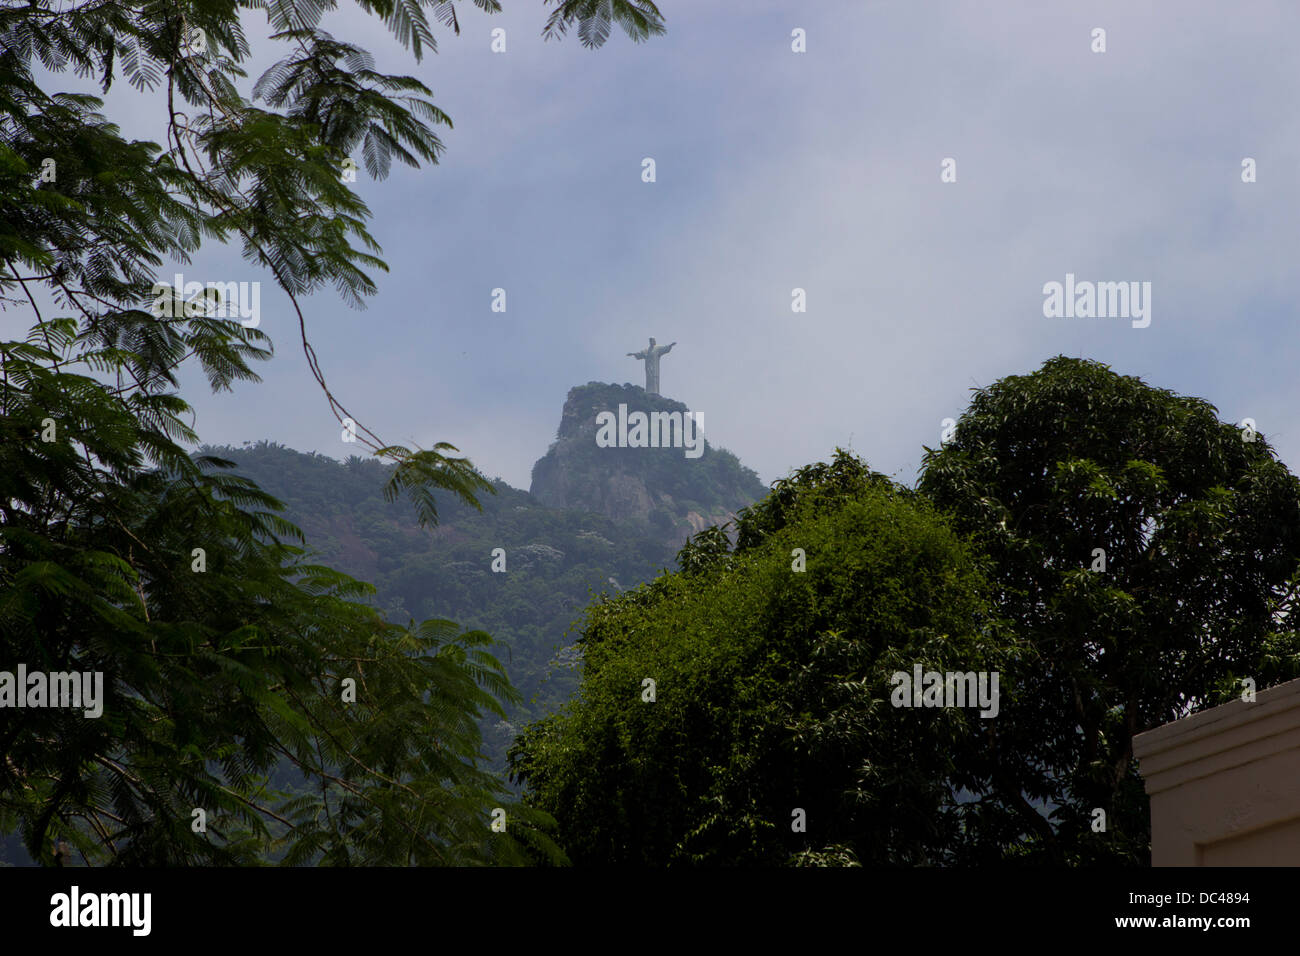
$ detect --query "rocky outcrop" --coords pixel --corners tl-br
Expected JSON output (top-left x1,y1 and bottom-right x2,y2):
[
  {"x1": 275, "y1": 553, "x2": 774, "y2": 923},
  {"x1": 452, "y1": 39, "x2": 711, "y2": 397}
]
[{"x1": 529, "y1": 382, "x2": 767, "y2": 548}]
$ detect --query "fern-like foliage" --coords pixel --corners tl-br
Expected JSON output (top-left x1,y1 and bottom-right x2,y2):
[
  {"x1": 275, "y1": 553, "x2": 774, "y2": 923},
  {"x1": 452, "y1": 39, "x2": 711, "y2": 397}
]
[
  {"x1": 0, "y1": 328, "x2": 562, "y2": 865},
  {"x1": 0, "y1": 0, "x2": 663, "y2": 866},
  {"x1": 542, "y1": 0, "x2": 665, "y2": 48}
]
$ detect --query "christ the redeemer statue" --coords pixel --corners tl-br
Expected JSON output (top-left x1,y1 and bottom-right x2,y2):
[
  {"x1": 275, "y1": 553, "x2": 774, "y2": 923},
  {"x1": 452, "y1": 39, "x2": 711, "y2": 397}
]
[{"x1": 628, "y1": 337, "x2": 675, "y2": 395}]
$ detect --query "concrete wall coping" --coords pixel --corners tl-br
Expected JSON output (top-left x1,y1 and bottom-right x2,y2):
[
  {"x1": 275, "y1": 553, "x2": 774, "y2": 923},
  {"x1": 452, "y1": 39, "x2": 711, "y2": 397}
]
[{"x1": 1132, "y1": 677, "x2": 1300, "y2": 796}]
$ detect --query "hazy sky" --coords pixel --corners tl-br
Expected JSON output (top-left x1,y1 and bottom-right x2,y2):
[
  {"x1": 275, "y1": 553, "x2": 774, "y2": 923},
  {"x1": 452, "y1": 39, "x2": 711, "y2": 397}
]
[{"x1": 28, "y1": 1, "x2": 1300, "y2": 491}]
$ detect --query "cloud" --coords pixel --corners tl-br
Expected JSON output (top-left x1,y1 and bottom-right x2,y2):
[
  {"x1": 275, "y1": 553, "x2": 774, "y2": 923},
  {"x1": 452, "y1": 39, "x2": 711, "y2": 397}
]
[{"x1": 131, "y1": 1, "x2": 1300, "y2": 489}]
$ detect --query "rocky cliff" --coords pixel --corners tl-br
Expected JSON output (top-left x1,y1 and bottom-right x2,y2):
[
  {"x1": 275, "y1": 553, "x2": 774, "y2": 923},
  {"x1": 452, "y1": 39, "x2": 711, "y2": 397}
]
[{"x1": 529, "y1": 382, "x2": 768, "y2": 548}]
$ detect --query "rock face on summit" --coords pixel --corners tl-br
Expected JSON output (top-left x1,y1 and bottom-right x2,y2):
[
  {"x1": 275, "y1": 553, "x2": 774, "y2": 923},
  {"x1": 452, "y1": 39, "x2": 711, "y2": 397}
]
[{"x1": 529, "y1": 382, "x2": 768, "y2": 548}]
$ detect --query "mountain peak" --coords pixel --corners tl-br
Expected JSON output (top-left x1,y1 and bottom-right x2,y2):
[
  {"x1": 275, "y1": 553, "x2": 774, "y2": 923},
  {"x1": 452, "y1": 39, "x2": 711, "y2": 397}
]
[{"x1": 529, "y1": 382, "x2": 766, "y2": 546}]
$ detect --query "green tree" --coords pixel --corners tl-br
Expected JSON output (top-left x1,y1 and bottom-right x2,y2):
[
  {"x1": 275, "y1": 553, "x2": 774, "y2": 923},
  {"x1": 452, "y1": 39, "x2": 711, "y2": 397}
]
[
  {"x1": 918, "y1": 356, "x2": 1300, "y2": 864},
  {"x1": 1, "y1": 0, "x2": 664, "y2": 865},
  {"x1": 509, "y1": 451, "x2": 1022, "y2": 865}
]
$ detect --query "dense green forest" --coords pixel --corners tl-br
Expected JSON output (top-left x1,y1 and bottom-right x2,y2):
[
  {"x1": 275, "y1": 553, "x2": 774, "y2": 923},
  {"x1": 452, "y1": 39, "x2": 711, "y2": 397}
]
[
  {"x1": 203, "y1": 439, "x2": 685, "y2": 772},
  {"x1": 0, "y1": 0, "x2": 668, "y2": 867},
  {"x1": 192, "y1": 381, "x2": 771, "y2": 778},
  {"x1": 510, "y1": 358, "x2": 1300, "y2": 866}
]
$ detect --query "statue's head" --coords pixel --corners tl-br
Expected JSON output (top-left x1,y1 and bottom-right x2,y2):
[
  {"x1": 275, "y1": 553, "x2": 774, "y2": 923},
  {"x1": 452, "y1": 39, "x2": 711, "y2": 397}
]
[{"x1": 649, "y1": 337, "x2": 656, "y2": 346}]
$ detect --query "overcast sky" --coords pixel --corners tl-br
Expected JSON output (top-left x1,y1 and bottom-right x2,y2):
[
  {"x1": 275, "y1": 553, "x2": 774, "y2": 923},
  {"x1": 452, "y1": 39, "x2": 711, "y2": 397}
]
[{"x1": 28, "y1": 1, "x2": 1300, "y2": 491}]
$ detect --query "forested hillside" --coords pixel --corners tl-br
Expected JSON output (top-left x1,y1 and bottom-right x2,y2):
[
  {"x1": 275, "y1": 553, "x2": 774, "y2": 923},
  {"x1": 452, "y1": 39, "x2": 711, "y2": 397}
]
[
  {"x1": 205, "y1": 382, "x2": 770, "y2": 773},
  {"x1": 207, "y1": 438, "x2": 751, "y2": 772}
]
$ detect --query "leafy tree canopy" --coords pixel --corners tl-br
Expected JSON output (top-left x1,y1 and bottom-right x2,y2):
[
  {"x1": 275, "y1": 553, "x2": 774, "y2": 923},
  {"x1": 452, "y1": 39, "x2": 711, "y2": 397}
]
[
  {"x1": 918, "y1": 356, "x2": 1300, "y2": 864},
  {"x1": 1, "y1": 0, "x2": 664, "y2": 865},
  {"x1": 510, "y1": 451, "x2": 1022, "y2": 865}
]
